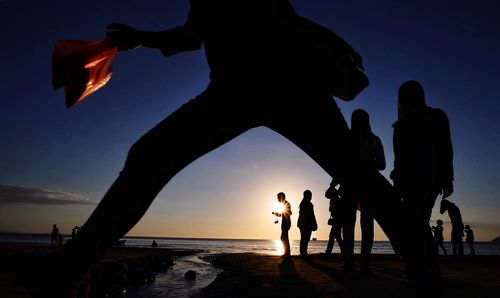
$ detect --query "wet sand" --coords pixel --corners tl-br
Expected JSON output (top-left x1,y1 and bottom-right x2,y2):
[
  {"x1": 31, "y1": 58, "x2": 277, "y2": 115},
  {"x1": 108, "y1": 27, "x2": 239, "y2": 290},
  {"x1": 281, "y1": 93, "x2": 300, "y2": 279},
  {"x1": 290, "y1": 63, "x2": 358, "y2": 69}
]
[{"x1": 195, "y1": 253, "x2": 500, "y2": 298}]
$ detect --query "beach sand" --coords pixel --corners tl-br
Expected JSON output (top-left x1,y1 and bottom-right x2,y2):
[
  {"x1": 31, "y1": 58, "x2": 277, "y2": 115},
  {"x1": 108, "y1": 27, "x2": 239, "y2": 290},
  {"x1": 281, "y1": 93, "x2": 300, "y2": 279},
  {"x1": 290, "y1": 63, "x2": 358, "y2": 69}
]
[
  {"x1": 195, "y1": 253, "x2": 500, "y2": 298},
  {"x1": 1, "y1": 244, "x2": 500, "y2": 298}
]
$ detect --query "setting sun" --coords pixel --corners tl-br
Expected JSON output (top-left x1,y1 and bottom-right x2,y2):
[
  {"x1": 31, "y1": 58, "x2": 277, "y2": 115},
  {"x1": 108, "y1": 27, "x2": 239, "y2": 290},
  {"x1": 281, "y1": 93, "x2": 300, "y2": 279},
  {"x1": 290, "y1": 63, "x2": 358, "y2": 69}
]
[{"x1": 272, "y1": 201, "x2": 285, "y2": 215}]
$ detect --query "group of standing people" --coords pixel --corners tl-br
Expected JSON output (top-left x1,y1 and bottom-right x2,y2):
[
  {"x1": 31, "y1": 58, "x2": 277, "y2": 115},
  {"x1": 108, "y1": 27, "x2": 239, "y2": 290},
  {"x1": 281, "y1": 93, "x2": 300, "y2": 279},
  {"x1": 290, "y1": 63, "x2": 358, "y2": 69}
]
[
  {"x1": 433, "y1": 200, "x2": 475, "y2": 257},
  {"x1": 50, "y1": 224, "x2": 80, "y2": 246},
  {"x1": 273, "y1": 190, "x2": 319, "y2": 260},
  {"x1": 274, "y1": 79, "x2": 457, "y2": 276}
]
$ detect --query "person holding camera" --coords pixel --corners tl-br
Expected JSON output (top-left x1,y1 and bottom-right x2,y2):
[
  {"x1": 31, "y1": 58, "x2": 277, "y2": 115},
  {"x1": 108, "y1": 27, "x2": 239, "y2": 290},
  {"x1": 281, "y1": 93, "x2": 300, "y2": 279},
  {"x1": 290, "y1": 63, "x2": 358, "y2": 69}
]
[
  {"x1": 273, "y1": 192, "x2": 293, "y2": 257},
  {"x1": 325, "y1": 181, "x2": 345, "y2": 257}
]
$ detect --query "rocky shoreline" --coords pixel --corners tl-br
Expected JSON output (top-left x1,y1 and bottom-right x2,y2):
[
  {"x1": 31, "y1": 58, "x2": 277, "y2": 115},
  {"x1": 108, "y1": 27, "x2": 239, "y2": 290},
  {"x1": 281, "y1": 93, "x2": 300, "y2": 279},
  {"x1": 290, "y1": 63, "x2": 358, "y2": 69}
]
[{"x1": 0, "y1": 243, "x2": 201, "y2": 298}]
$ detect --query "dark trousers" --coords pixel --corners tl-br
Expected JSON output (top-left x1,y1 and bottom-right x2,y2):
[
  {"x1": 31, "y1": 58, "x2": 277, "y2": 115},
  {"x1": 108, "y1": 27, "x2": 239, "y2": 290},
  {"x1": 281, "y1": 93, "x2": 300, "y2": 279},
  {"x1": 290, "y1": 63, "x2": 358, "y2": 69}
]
[
  {"x1": 64, "y1": 82, "x2": 428, "y2": 280},
  {"x1": 360, "y1": 208, "x2": 374, "y2": 270},
  {"x1": 467, "y1": 241, "x2": 475, "y2": 256},
  {"x1": 451, "y1": 229, "x2": 464, "y2": 257},
  {"x1": 326, "y1": 223, "x2": 343, "y2": 254},
  {"x1": 300, "y1": 229, "x2": 312, "y2": 256},
  {"x1": 400, "y1": 186, "x2": 441, "y2": 276},
  {"x1": 281, "y1": 228, "x2": 291, "y2": 256},
  {"x1": 342, "y1": 199, "x2": 374, "y2": 270}
]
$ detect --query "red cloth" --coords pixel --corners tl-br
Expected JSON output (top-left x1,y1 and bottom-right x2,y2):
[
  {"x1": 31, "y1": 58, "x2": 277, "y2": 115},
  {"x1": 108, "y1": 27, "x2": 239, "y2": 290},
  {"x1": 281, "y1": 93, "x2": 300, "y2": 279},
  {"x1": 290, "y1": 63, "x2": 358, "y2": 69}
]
[{"x1": 52, "y1": 40, "x2": 117, "y2": 108}]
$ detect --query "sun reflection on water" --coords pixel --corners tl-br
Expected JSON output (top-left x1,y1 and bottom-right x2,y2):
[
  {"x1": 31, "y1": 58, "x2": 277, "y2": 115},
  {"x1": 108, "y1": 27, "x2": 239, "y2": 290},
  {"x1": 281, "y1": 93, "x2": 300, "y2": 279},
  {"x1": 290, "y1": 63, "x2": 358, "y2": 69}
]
[{"x1": 273, "y1": 239, "x2": 284, "y2": 256}]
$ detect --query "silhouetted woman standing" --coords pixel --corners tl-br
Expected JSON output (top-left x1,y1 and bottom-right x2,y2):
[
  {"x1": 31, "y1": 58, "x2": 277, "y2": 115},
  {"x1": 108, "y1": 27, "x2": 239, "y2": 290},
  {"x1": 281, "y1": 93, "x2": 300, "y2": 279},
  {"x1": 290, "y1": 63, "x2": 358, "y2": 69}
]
[{"x1": 297, "y1": 190, "x2": 318, "y2": 259}]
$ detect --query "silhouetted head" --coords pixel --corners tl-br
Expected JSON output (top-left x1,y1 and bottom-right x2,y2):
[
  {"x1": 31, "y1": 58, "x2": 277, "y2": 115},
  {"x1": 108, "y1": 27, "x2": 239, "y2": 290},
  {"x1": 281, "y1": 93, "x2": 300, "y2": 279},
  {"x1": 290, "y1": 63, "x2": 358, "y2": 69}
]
[
  {"x1": 53, "y1": 224, "x2": 57, "y2": 227},
  {"x1": 398, "y1": 80, "x2": 427, "y2": 119},
  {"x1": 351, "y1": 109, "x2": 371, "y2": 137},
  {"x1": 277, "y1": 192, "x2": 286, "y2": 203},
  {"x1": 465, "y1": 225, "x2": 470, "y2": 229},
  {"x1": 437, "y1": 219, "x2": 443, "y2": 226},
  {"x1": 440, "y1": 199, "x2": 453, "y2": 214},
  {"x1": 303, "y1": 190, "x2": 312, "y2": 200}
]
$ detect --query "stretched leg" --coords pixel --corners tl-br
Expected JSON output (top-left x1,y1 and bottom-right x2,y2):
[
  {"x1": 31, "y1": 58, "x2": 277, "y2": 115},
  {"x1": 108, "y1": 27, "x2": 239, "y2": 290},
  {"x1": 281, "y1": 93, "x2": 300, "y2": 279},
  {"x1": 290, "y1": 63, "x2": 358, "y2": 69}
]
[{"x1": 57, "y1": 85, "x2": 262, "y2": 283}]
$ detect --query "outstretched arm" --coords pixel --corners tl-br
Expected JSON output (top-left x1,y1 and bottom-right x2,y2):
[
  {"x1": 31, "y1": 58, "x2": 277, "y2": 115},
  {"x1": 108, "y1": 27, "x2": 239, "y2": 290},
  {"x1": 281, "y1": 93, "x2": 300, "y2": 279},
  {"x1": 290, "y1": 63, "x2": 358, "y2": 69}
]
[{"x1": 106, "y1": 0, "x2": 203, "y2": 56}]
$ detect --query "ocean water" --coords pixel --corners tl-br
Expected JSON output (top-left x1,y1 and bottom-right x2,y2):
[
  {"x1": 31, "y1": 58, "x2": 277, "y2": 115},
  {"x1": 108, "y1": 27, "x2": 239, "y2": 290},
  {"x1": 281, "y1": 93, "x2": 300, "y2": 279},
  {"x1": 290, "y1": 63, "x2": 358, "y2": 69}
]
[
  {"x1": 1, "y1": 233, "x2": 499, "y2": 256},
  {"x1": 2, "y1": 233, "x2": 499, "y2": 297}
]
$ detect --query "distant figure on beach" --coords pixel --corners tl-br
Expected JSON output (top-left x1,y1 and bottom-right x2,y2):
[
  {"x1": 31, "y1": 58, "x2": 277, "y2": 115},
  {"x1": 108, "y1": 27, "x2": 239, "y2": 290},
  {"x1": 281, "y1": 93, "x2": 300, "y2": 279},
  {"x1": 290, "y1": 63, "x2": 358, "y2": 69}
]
[
  {"x1": 341, "y1": 109, "x2": 386, "y2": 273},
  {"x1": 324, "y1": 180, "x2": 344, "y2": 256},
  {"x1": 273, "y1": 192, "x2": 292, "y2": 257},
  {"x1": 51, "y1": 224, "x2": 59, "y2": 246},
  {"x1": 391, "y1": 80, "x2": 454, "y2": 273},
  {"x1": 440, "y1": 199, "x2": 464, "y2": 258},
  {"x1": 152, "y1": 240, "x2": 158, "y2": 248},
  {"x1": 71, "y1": 226, "x2": 80, "y2": 239},
  {"x1": 57, "y1": 233, "x2": 64, "y2": 245},
  {"x1": 464, "y1": 225, "x2": 475, "y2": 256},
  {"x1": 46, "y1": 1, "x2": 440, "y2": 292},
  {"x1": 297, "y1": 190, "x2": 318, "y2": 259},
  {"x1": 431, "y1": 220, "x2": 448, "y2": 256}
]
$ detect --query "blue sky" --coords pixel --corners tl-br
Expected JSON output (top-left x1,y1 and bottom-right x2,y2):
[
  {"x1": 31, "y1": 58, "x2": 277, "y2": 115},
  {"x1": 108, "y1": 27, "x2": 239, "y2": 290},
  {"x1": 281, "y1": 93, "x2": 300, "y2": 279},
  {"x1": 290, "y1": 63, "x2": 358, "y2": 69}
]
[{"x1": 0, "y1": 0, "x2": 499, "y2": 241}]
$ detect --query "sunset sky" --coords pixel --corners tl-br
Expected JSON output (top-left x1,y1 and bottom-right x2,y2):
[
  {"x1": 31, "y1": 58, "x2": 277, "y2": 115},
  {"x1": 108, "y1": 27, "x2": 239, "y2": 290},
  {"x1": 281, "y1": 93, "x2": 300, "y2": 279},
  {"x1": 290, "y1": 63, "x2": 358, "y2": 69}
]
[{"x1": 1, "y1": 0, "x2": 499, "y2": 241}]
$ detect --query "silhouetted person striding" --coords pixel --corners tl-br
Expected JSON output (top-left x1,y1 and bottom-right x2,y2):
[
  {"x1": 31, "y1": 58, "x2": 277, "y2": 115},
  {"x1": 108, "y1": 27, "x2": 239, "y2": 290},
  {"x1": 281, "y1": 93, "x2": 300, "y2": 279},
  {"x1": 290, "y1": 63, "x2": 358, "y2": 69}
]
[
  {"x1": 464, "y1": 225, "x2": 475, "y2": 256},
  {"x1": 341, "y1": 109, "x2": 386, "y2": 273},
  {"x1": 324, "y1": 181, "x2": 345, "y2": 256},
  {"x1": 440, "y1": 199, "x2": 464, "y2": 258},
  {"x1": 47, "y1": 1, "x2": 437, "y2": 292},
  {"x1": 431, "y1": 220, "x2": 448, "y2": 256},
  {"x1": 273, "y1": 192, "x2": 292, "y2": 257},
  {"x1": 51, "y1": 224, "x2": 59, "y2": 246},
  {"x1": 391, "y1": 80, "x2": 454, "y2": 276},
  {"x1": 297, "y1": 190, "x2": 318, "y2": 259}
]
